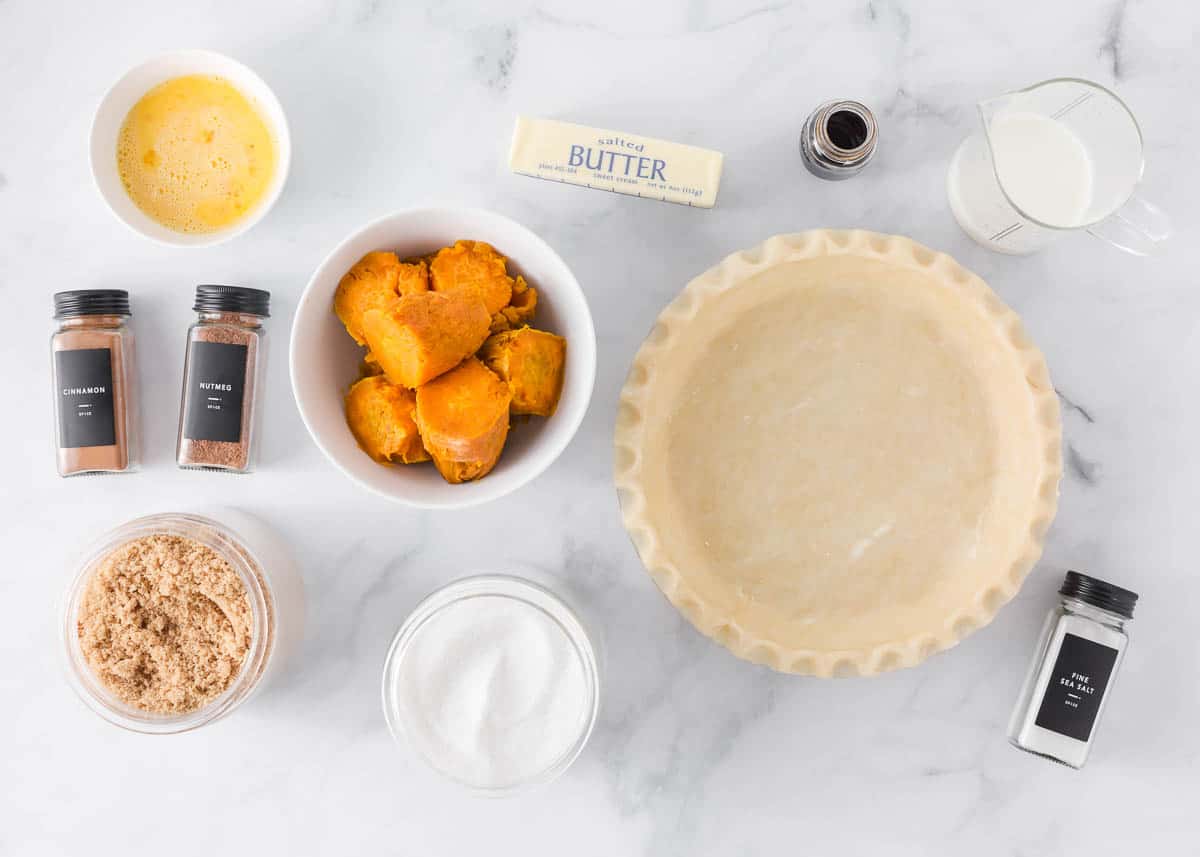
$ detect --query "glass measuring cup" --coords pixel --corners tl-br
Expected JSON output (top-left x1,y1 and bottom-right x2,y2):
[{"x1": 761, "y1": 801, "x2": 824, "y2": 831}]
[{"x1": 947, "y1": 78, "x2": 1170, "y2": 255}]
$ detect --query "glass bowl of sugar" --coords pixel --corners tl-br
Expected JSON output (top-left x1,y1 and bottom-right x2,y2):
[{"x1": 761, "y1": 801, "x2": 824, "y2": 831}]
[{"x1": 381, "y1": 574, "x2": 600, "y2": 795}]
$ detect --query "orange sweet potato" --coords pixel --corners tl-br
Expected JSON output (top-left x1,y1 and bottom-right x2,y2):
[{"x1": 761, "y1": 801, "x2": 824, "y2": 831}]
[
  {"x1": 429, "y1": 240, "x2": 513, "y2": 316},
  {"x1": 344, "y1": 375, "x2": 429, "y2": 464},
  {"x1": 334, "y1": 252, "x2": 429, "y2": 345},
  {"x1": 479, "y1": 327, "x2": 566, "y2": 417},
  {"x1": 415, "y1": 358, "x2": 512, "y2": 483},
  {"x1": 396, "y1": 260, "x2": 429, "y2": 297},
  {"x1": 489, "y1": 275, "x2": 538, "y2": 333},
  {"x1": 361, "y1": 292, "x2": 491, "y2": 389}
]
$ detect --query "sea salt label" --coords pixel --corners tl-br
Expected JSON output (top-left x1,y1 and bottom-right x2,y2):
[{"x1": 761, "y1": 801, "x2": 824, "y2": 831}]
[
  {"x1": 509, "y1": 116, "x2": 724, "y2": 208},
  {"x1": 1034, "y1": 633, "x2": 1118, "y2": 742}
]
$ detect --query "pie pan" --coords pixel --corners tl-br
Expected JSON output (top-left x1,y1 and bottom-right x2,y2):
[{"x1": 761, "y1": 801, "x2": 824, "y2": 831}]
[{"x1": 614, "y1": 230, "x2": 1061, "y2": 677}]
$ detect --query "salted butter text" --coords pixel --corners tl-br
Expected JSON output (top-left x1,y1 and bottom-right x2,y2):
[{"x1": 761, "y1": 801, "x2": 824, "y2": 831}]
[
  {"x1": 509, "y1": 117, "x2": 723, "y2": 208},
  {"x1": 568, "y1": 144, "x2": 666, "y2": 181}
]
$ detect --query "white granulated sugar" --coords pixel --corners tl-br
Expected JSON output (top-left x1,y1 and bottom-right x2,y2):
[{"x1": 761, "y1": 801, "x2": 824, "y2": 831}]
[{"x1": 394, "y1": 596, "x2": 589, "y2": 789}]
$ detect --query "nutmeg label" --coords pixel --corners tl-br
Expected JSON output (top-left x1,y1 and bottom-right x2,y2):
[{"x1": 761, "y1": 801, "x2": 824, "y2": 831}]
[
  {"x1": 56, "y1": 348, "x2": 116, "y2": 448},
  {"x1": 1035, "y1": 632, "x2": 1118, "y2": 742},
  {"x1": 183, "y1": 341, "x2": 247, "y2": 442}
]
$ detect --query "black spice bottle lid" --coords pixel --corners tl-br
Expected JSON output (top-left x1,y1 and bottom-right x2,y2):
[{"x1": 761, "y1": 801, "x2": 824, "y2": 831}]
[
  {"x1": 1061, "y1": 571, "x2": 1138, "y2": 619},
  {"x1": 194, "y1": 285, "x2": 271, "y2": 318},
  {"x1": 54, "y1": 289, "x2": 131, "y2": 319}
]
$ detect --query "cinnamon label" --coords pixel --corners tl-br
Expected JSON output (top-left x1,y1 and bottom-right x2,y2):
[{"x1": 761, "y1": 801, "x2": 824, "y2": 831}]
[{"x1": 55, "y1": 348, "x2": 117, "y2": 448}]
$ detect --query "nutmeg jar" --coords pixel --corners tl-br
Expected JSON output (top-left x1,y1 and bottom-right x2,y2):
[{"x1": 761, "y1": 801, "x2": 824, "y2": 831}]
[{"x1": 176, "y1": 285, "x2": 270, "y2": 472}]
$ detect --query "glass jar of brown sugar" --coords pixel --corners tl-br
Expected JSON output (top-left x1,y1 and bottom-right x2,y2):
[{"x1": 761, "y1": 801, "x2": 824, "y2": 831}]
[
  {"x1": 51, "y1": 290, "x2": 139, "y2": 476},
  {"x1": 176, "y1": 285, "x2": 270, "y2": 473}
]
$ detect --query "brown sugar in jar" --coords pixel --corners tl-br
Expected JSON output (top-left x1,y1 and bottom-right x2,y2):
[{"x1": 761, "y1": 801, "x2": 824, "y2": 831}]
[
  {"x1": 62, "y1": 511, "x2": 299, "y2": 733},
  {"x1": 176, "y1": 286, "x2": 269, "y2": 473},
  {"x1": 51, "y1": 290, "x2": 139, "y2": 476},
  {"x1": 76, "y1": 532, "x2": 252, "y2": 714}
]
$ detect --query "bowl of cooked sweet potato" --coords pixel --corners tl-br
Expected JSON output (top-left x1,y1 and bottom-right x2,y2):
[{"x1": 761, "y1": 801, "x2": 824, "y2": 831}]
[{"x1": 290, "y1": 208, "x2": 596, "y2": 508}]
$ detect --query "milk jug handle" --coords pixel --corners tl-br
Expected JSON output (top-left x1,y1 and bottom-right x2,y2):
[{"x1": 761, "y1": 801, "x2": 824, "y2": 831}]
[{"x1": 1087, "y1": 193, "x2": 1171, "y2": 256}]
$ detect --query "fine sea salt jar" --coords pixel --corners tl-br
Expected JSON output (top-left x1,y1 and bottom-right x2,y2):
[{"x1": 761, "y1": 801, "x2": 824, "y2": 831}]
[
  {"x1": 51, "y1": 290, "x2": 139, "y2": 476},
  {"x1": 1008, "y1": 571, "x2": 1138, "y2": 768},
  {"x1": 176, "y1": 285, "x2": 270, "y2": 473}
]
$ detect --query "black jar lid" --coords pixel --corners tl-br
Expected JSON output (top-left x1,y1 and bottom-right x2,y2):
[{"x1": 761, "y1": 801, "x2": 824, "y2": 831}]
[
  {"x1": 53, "y1": 289, "x2": 131, "y2": 319},
  {"x1": 194, "y1": 285, "x2": 270, "y2": 318},
  {"x1": 1061, "y1": 571, "x2": 1138, "y2": 619}
]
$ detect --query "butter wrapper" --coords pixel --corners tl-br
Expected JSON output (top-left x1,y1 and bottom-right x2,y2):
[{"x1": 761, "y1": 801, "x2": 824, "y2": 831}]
[{"x1": 508, "y1": 116, "x2": 723, "y2": 208}]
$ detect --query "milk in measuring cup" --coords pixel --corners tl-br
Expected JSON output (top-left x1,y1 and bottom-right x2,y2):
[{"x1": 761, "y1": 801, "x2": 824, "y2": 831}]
[
  {"x1": 948, "y1": 112, "x2": 1094, "y2": 252},
  {"x1": 989, "y1": 113, "x2": 1093, "y2": 225}
]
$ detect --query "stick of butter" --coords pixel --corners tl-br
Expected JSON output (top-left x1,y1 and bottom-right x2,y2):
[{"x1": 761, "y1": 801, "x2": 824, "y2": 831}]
[{"x1": 508, "y1": 116, "x2": 723, "y2": 208}]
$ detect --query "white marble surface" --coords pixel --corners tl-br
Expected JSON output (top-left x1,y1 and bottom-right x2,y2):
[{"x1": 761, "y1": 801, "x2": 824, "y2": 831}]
[{"x1": 2, "y1": 0, "x2": 1198, "y2": 853}]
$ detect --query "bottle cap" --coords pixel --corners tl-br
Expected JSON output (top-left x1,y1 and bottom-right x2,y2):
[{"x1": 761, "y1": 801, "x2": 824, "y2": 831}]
[
  {"x1": 53, "y1": 289, "x2": 131, "y2": 319},
  {"x1": 193, "y1": 285, "x2": 270, "y2": 318},
  {"x1": 1061, "y1": 571, "x2": 1138, "y2": 619}
]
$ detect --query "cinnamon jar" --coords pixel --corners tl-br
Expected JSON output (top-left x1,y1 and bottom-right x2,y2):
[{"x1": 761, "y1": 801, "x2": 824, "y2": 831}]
[
  {"x1": 176, "y1": 285, "x2": 269, "y2": 473},
  {"x1": 51, "y1": 290, "x2": 139, "y2": 476}
]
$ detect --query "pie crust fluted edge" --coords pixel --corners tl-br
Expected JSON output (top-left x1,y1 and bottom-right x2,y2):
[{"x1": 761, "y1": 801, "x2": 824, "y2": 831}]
[{"x1": 613, "y1": 229, "x2": 1063, "y2": 677}]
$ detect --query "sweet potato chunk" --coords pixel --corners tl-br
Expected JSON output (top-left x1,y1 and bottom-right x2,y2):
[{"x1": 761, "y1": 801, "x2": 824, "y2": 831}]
[
  {"x1": 415, "y1": 358, "x2": 511, "y2": 483},
  {"x1": 490, "y1": 275, "x2": 538, "y2": 333},
  {"x1": 396, "y1": 260, "x2": 429, "y2": 297},
  {"x1": 430, "y1": 240, "x2": 513, "y2": 316},
  {"x1": 361, "y1": 292, "x2": 490, "y2": 389},
  {"x1": 480, "y1": 327, "x2": 567, "y2": 417},
  {"x1": 344, "y1": 375, "x2": 429, "y2": 464},
  {"x1": 334, "y1": 252, "x2": 428, "y2": 345}
]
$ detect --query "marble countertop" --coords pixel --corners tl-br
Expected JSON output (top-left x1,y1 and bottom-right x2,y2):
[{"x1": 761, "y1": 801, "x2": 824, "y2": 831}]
[{"x1": 3, "y1": 0, "x2": 1198, "y2": 853}]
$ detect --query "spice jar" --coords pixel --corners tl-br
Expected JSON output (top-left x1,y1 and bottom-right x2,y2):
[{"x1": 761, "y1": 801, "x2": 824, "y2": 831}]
[
  {"x1": 1007, "y1": 571, "x2": 1138, "y2": 768},
  {"x1": 176, "y1": 285, "x2": 269, "y2": 472},
  {"x1": 51, "y1": 290, "x2": 138, "y2": 476},
  {"x1": 799, "y1": 99, "x2": 879, "y2": 180}
]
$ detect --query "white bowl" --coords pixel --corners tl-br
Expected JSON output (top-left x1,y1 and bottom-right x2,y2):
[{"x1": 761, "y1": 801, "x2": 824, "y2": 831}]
[
  {"x1": 291, "y1": 208, "x2": 597, "y2": 509},
  {"x1": 89, "y1": 49, "x2": 291, "y2": 248}
]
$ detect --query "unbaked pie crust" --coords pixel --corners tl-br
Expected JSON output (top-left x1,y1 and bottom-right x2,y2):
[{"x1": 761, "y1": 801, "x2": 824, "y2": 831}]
[{"x1": 615, "y1": 230, "x2": 1061, "y2": 677}]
